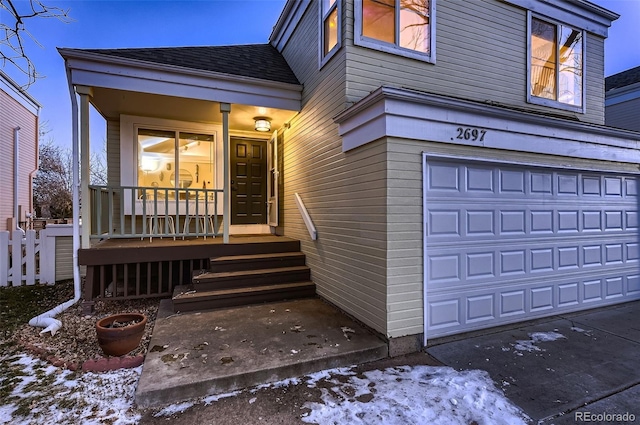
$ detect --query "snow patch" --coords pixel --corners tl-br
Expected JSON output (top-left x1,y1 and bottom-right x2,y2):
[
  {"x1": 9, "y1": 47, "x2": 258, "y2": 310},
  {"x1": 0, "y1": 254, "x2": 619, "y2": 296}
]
[
  {"x1": 513, "y1": 331, "x2": 566, "y2": 352},
  {"x1": 153, "y1": 401, "x2": 196, "y2": 417},
  {"x1": 300, "y1": 365, "x2": 528, "y2": 425}
]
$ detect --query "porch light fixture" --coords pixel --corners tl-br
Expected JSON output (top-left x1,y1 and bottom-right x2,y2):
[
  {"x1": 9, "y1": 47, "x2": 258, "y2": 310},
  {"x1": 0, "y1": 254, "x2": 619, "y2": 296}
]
[{"x1": 254, "y1": 117, "x2": 271, "y2": 132}]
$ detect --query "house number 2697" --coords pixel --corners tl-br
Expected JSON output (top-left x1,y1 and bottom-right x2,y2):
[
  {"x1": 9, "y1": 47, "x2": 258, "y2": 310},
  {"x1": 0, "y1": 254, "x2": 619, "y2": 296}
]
[{"x1": 456, "y1": 127, "x2": 486, "y2": 142}]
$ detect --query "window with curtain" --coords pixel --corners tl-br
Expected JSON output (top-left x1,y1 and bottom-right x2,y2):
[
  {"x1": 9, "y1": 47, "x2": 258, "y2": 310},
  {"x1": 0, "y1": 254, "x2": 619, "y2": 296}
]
[
  {"x1": 529, "y1": 16, "x2": 583, "y2": 110},
  {"x1": 357, "y1": 0, "x2": 433, "y2": 61}
]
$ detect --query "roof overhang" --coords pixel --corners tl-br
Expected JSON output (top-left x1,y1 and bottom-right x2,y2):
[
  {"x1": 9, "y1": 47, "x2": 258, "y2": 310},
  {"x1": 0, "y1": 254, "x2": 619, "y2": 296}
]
[
  {"x1": 0, "y1": 70, "x2": 41, "y2": 115},
  {"x1": 501, "y1": 0, "x2": 619, "y2": 37},
  {"x1": 605, "y1": 82, "x2": 640, "y2": 107},
  {"x1": 335, "y1": 86, "x2": 640, "y2": 165},
  {"x1": 59, "y1": 48, "x2": 302, "y2": 121}
]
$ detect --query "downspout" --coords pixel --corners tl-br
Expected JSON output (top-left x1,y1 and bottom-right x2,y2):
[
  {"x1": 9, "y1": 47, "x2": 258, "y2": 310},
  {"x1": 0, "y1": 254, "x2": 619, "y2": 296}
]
[
  {"x1": 29, "y1": 60, "x2": 81, "y2": 335},
  {"x1": 14, "y1": 127, "x2": 25, "y2": 236}
]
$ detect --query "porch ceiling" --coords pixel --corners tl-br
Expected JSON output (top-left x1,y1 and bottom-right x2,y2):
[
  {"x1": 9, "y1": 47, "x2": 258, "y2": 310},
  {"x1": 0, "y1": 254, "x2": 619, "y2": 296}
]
[
  {"x1": 59, "y1": 48, "x2": 302, "y2": 133},
  {"x1": 91, "y1": 87, "x2": 297, "y2": 133}
]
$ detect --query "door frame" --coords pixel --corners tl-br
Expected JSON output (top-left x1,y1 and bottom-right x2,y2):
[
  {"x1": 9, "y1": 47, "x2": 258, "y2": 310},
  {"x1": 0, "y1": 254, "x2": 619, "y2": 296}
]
[
  {"x1": 267, "y1": 130, "x2": 279, "y2": 227},
  {"x1": 230, "y1": 137, "x2": 268, "y2": 226}
]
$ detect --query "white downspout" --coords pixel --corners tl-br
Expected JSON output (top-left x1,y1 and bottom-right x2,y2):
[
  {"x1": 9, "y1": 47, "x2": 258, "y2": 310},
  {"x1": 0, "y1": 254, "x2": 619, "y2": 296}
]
[
  {"x1": 29, "y1": 62, "x2": 81, "y2": 335},
  {"x1": 14, "y1": 127, "x2": 25, "y2": 236}
]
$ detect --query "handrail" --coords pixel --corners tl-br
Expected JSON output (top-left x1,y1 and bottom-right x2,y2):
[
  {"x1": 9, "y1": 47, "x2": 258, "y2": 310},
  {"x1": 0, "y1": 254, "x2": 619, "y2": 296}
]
[{"x1": 294, "y1": 193, "x2": 317, "y2": 241}]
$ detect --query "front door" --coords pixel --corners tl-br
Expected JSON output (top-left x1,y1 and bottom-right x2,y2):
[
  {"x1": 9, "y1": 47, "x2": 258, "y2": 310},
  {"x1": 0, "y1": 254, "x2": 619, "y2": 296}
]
[{"x1": 231, "y1": 138, "x2": 267, "y2": 225}]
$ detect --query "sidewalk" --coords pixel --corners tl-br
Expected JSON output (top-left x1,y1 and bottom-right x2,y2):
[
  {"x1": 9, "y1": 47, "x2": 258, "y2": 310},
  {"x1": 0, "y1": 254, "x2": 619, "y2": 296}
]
[{"x1": 427, "y1": 301, "x2": 640, "y2": 424}]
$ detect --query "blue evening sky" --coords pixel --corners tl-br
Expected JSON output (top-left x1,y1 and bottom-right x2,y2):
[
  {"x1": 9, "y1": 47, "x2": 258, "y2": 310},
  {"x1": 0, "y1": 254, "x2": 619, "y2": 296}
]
[{"x1": 2, "y1": 0, "x2": 639, "y2": 150}]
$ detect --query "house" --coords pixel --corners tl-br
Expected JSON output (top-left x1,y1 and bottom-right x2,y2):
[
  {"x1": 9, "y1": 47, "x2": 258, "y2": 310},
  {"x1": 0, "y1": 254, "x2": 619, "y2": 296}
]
[
  {"x1": 60, "y1": 0, "x2": 640, "y2": 355},
  {"x1": 0, "y1": 70, "x2": 40, "y2": 233},
  {"x1": 605, "y1": 65, "x2": 640, "y2": 131}
]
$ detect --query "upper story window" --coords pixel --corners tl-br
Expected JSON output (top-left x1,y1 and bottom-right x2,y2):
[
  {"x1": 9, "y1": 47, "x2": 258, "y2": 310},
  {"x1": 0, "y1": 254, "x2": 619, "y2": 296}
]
[
  {"x1": 528, "y1": 15, "x2": 584, "y2": 112},
  {"x1": 320, "y1": 0, "x2": 341, "y2": 66},
  {"x1": 355, "y1": 0, "x2": 435, "y2": 63}
]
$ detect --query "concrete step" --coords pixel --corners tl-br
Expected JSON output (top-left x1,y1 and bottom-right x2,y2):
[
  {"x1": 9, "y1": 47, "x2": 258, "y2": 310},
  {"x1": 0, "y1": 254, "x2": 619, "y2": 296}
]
[
  {"x1": 209, "y1": 252, "x2": 307, "y2": 273},
  {"x1": 135, "y1": 298, "x2": 389, "y2": 408},
  {"x1": 192, "y1": 266, "x2": 311, "y2": 291},
  {"x1": 172, "y1": 281, "x2": 316, "y2": 312}
]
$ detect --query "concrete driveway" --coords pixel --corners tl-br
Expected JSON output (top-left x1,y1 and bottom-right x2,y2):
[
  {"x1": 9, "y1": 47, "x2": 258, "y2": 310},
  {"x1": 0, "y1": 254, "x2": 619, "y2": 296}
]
[{"x1": 427, "y1": 301, "x2": 640, "y2": 424}]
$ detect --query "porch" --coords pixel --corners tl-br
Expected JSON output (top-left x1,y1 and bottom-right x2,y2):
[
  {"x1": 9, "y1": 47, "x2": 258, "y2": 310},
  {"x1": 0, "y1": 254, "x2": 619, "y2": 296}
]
[{"x1": 78, "y1": 235, "x2": 314, "y2": 314}]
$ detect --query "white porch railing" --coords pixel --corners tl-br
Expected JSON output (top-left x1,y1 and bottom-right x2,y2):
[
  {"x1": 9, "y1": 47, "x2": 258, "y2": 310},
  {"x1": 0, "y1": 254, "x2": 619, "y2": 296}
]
[{"x1": 89, "y1": 185, "x2": 223, "y2": 239}]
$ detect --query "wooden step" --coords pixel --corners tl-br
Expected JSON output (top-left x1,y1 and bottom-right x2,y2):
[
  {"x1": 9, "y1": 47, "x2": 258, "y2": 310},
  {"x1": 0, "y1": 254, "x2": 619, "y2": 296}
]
[
  {"x1": 192, "y1": 266, "x2": 311, "y2": 291},
  {"x1": 209, "y1": 252, "x2": 306, "y2": 273},
  {"x1": 172, "y1": 281, "x2": 316, "y2": 312}
]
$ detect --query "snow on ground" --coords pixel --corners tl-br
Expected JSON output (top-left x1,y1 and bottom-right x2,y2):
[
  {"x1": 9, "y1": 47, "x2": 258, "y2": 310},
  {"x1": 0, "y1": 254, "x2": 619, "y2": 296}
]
[
  {"x1": 512, "y1": 331, "x2": 566, "y2": 353},
  {"x1": 0, "y1": 353, "x2": 141, "y2": 425},
  {"x1": 2, "y1": 353, "x2": 528, "y2": 425},
  {"x1": 299, "y1": 366, "x2": 529, "y2": 425}
]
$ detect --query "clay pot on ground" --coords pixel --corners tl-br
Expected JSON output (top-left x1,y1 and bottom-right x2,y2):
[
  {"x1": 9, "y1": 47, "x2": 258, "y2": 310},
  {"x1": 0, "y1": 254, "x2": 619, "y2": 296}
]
[{"x1": 96, "y1": 313, "x2": 147, "y2": 356}]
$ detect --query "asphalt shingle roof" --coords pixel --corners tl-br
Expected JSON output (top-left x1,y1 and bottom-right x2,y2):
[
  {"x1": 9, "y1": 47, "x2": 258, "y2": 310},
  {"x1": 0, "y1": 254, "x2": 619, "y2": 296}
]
[
  {"x1": 605, "y1": 65, "x2": 640, "y2": 92},
  {"x1": 73, "y1": 44, "x2": 300, "y2": 86}
]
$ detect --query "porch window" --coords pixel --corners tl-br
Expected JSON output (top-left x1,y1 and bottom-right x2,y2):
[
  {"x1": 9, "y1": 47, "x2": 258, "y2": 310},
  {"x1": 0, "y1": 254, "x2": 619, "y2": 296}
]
[
  {"x1": 137, "y1": 128, "x2": 215, "y2": 197},
  {"x1": 355, "y1": 0, "x2": 434, "y2": 63},
  {"x1": 320, "y1": 0, "x2": 341, "y2": 67},
  {"x1": 528, "y1": 15, "x2": 583, "y2": 111}
]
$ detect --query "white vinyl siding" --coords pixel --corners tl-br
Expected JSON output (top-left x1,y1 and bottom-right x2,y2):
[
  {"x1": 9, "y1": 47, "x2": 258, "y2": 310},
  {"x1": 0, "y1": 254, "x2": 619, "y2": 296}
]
[
  {"x1": 278, "y1": 3, "x2": 389, "y2": 335},
  {"x1": 345, "y1": 0, "x2": 605, "y2": 125},
  {"x1": 606, "y1": 98, "x2": 640, "y2": 132}
]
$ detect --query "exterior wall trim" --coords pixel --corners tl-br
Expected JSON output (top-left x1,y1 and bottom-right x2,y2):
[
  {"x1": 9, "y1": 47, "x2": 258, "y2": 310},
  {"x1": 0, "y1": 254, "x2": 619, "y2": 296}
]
[
  {"x1": 59, "y1": 50, "x2": 302, "y2": 111},
  {"x1": 270, "y1": 0, "x2": 312, "y2": 52},
  {"x1": 501, "y1": 0, "x2": 618, "y2": 37},
  {"x1": 335, "y1": 86, "x2": 640, "y2": 162},
  {"x1": 0, "y1": 70, "x2": 41, "y2": 115},
  {"x1": 605, "y1": 82, "x2": 640, "y2": 107}
]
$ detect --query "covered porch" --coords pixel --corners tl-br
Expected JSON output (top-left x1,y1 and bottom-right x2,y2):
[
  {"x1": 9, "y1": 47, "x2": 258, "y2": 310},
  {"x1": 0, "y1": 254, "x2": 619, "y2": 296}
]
[
  {"x1": 59, "y1": 45, "x2": 305, "y2": 311},
  {"x1": 59, "y1": 45, "x2": 302, "y2": 246}
]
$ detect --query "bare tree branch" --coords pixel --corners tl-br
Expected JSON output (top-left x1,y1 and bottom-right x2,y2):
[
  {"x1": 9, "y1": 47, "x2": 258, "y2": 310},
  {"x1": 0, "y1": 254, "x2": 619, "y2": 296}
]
[{"x1": 0, "y1": 0, "x2": 71, "y2": 88}]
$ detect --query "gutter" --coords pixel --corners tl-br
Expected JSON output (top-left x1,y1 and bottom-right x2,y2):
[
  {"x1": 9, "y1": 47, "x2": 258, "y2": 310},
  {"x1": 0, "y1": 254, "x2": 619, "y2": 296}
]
[{"x1": 29, "y1": 60, "x2": 81, "y2": 335}]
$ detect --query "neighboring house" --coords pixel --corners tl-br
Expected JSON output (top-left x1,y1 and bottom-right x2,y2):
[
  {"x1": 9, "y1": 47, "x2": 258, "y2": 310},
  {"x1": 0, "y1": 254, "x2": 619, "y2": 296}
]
[
  {"x1": 0, "y1": 70, "x2": 40, "y2": 233},
  {"x1": 605, "y1": 65, "x2": 640, "y2": 131},
  {"x1": 60, "y1": 0, "x2": 640, "y2": 354}
]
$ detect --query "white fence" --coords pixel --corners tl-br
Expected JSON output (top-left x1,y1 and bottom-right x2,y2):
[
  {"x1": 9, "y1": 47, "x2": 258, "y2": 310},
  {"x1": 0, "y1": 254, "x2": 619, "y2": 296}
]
[{"x1": 0, "y1": 224, "x2": 75, "y2": 286}]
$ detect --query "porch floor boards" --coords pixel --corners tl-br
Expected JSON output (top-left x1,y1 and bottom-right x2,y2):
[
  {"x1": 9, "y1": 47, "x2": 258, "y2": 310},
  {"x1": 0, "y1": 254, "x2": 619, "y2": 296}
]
[{"x1": 135, "y1": 298, "x2": 389, "y2": 408}]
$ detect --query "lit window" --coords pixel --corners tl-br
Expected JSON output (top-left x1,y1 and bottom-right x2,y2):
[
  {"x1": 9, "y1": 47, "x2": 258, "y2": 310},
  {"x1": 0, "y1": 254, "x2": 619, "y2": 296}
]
[
  {"x1": 320, "y1": 0, "x2": 341, "y2": 65},
  {"x1": 356, "y1": 0, "x2": 434, "y2": 62},
  {"x1": 529, "y1": 16, "x2": 583, "y2": 110},
  {"x1": 138, "y1": 129, "x2": 215, "y2": 193}
]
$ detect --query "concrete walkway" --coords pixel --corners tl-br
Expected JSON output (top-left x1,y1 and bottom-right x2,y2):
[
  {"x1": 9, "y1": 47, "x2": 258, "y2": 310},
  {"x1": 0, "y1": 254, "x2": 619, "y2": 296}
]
[
  {"x1": 427, "y1": 301, "x2": 640, "y2": 424},
  {"x1": 135, "y1": 298, "x2": 388, "y2": 408}
]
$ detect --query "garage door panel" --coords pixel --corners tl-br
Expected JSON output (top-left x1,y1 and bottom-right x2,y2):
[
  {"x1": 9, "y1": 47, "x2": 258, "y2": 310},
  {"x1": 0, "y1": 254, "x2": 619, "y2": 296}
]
[
  {"x1": 425, "y1": 158, "x2": 640, "y2": 338},
  {"x1": 427, "y1": 240, "x2": 637, "y2": 290},
  {"x1": 428, "y1": 205, "x2": 635, "y2": 239}
]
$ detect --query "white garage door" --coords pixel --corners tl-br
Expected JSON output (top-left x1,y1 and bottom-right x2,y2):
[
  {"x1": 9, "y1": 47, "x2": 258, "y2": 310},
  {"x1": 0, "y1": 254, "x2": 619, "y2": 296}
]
[{"x1": 424, "y1": 157, "x2": 640, "y2": 339}]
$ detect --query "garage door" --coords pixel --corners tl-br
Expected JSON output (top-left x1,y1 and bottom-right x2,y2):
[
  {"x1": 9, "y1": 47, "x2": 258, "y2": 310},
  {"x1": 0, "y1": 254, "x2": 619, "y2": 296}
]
[{"x1": 424, "y1": 157, "x2": 640, "y2": 339}]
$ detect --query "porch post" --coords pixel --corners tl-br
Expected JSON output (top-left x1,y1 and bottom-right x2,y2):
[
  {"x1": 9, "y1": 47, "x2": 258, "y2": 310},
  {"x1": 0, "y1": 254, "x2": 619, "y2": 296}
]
[
  {"x1": 221, "y1": 103, "x2": 231, "y2": 244},
  {"x1": 76, "y1": 86, "x2": 92, "y2": 249}
]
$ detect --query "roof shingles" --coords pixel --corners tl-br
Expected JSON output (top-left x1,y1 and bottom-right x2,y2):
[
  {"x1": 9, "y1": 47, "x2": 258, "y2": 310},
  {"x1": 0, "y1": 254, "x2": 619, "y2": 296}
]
[
  {"x1": 73, "y1": 44, "x2": 300, "y2": 86},
  {"x1": 605, "y1": 65, "x2": 640, "y2": 92}
]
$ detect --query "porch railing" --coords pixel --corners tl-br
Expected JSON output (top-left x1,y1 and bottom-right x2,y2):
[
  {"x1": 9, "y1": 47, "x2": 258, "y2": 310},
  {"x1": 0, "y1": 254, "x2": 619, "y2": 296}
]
[{"x1": 89, "y1": 185, "x2": 222, "y2": 239}]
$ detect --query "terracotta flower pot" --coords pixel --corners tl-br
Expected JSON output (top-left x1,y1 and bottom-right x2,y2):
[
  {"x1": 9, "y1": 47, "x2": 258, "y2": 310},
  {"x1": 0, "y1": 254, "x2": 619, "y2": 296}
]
[{"x1": 96, "y1": 313, "x2": 147, "y2": 357}]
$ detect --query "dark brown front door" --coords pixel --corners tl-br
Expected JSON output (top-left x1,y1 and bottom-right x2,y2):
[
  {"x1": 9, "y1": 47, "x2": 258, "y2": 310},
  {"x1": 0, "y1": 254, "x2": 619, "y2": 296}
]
[{"x1": 231, "y1": 138, "x2": 267, "y2": 225}]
